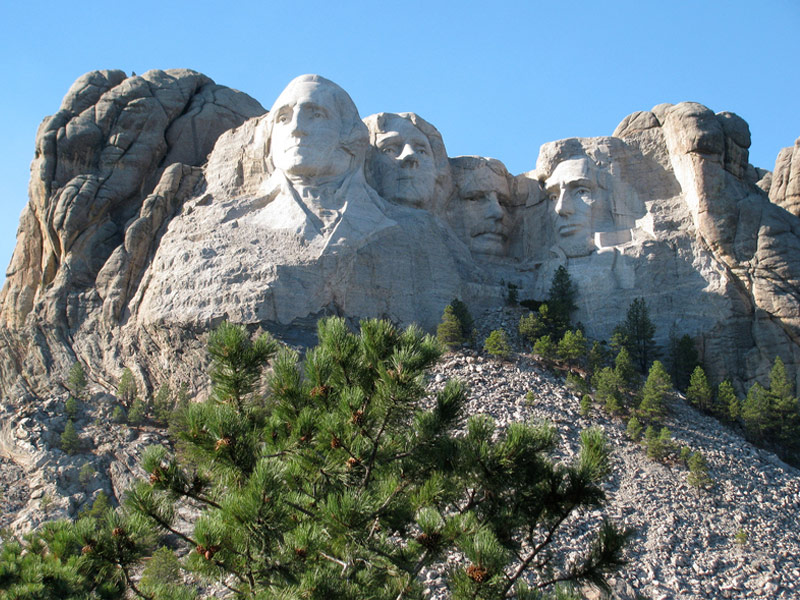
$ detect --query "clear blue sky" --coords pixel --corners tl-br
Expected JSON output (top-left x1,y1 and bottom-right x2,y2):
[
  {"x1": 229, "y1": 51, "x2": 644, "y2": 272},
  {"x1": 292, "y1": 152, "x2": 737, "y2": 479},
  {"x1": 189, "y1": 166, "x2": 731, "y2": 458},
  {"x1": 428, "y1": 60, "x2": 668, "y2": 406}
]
[{"x1": 1, "y1": 0, "x2": 798, "y2": 287}]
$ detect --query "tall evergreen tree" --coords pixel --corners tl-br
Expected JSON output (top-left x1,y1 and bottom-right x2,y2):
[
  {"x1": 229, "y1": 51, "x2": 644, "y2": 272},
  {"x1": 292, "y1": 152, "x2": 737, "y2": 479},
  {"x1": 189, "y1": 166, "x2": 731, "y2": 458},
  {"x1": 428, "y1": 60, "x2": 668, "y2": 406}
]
[
  {"x1": 686, "y1": 366, "x2": 713, "y2": 413},
  {"x1": 638, "y1": 361, "x2": 671, "y2": 423},
  {"x1": 612, "y1": 298, "x2": 658, "y2": 373},
  {"x1": 548, "y1": 265, "x2": 578, "y2": 334},
  {"x1": 437, "y1": 304, "x2": 464, "y2": 349},
  {"x1": 667, "y1": 332, "x2": 699, "y2": 392},
  {"x1": 117, "y1": 368, "x2": 137, "y2": 408},
  {"x1": 67, "y1": 361, "x2": 88, "y2": 399},
  {"x1": 717, "y1": 380, "x2": 739, "y2": 421}
]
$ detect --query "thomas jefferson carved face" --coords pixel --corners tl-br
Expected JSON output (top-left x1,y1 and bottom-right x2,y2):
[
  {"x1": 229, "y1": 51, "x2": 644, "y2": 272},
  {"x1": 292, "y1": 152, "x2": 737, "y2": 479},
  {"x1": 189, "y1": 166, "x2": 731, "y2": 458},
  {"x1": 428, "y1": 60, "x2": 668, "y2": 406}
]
[
  {"x1": 544, "y1": 158, "x2": 612, "y2": 257},
  {"x1": 367, "y1": 115, "x2": 438, "y2": 207},
  {"x1": 453, "y1": 161, "x2": 512, "y2": 257},
  {"x1": 269, "y1": 78, "x2": 355, "y2": 180}
]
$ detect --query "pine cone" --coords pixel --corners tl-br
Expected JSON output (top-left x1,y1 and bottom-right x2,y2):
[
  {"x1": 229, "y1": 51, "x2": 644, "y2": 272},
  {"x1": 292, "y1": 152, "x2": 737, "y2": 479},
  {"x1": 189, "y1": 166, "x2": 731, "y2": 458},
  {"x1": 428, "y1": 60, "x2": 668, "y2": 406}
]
[
  {"x1": 294, "y1": 547, "x2": 307, "y2": 559},
  {"x1": 466, "y1": 564, "x2": 488, "y2": 583},
  {"x1": 351, "y1": 410, "x2": 364, "y2": 426},
  {"x1": 81, "y1": 544, "x2": 94, "y2": 555},
  {"x1": 346, "y1": 457, "x2": 360, "y2": 469},
  {"x1": 330, "y1": 435, "x2": 341, "y2": 449},
  {"x1": 111, "y1": 527, "x2": 125, "y2": 538},
  {"x1": 416, "y1": 532, "x2": 441, "y2": 550},
  {"x1": 215, "y1": 436, "x2": 232, "y2": 451},
  {"x1": 310, "y1": 385, "x2": 329, "y2": 398}
]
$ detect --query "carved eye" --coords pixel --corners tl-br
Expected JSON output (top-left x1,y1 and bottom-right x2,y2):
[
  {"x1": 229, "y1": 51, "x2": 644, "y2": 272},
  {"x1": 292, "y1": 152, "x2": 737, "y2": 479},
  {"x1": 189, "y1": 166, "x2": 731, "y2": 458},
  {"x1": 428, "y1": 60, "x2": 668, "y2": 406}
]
[
  {"x1": 381, "y1": 146, "x2": 398, "y2": 156},
  {"x1": 548, "y1": 193, "x2": 558, "y2": 202},
  {"x1": 576, "y1": 187, "x2": 591, "y2": 197},
  {"x1": 416, "y1": 147, "x2": 427, "y2": 155},
  {"x1": 277, "y1": 112, "x2": 290, "y2": 124},
  {"x1": 313, "y1": 111, "x2": 324, "y2": 118}
]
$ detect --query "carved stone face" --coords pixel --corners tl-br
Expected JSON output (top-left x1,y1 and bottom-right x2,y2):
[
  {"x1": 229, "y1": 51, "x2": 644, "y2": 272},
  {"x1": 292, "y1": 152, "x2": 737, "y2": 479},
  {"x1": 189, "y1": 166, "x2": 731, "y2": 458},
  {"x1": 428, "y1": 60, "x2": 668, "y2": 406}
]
[
  {"x1": 269, "y1": 80, "x2": 353, "y2": 180},
  {"x1": 544, "y1": 158, "x2": 611, "y2": 258},
  {"x1": 369, "y1": 116, "x2": 437, "y2": 207},
  {"x1": 455, "y1": 165, "x2": 512, "y2": 257}
]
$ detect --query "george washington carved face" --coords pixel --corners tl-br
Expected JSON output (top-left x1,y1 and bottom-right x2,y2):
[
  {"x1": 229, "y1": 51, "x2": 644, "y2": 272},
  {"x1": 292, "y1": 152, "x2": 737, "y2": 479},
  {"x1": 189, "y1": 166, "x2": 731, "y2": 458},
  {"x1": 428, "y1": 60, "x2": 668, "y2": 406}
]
[{"x1": 268, "y1": 75, "x2": 365, "y2": 181}]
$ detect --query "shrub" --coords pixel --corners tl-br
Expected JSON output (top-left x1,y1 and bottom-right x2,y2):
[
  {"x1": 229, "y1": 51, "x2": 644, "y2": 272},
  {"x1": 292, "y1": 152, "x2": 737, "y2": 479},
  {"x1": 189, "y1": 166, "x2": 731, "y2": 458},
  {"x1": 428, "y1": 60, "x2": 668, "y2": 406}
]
[
  {"x1": 525, "y1": 390, "x2": 536, "y2": 406},
  {"x1": 60, "y1": 419, "x2": 80, "y2": 455},
  {"x1": 484, "y1": 328, "x2": 511, "y2": 360}
]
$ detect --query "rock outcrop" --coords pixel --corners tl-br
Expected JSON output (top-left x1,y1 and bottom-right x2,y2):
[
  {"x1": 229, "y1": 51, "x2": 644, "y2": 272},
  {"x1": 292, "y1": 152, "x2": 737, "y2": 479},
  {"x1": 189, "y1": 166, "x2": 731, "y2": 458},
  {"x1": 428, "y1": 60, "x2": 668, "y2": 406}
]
[
  {"x1": 770, "y1": 137, "x2": 800, "y2": 217},
  {"x1": 1, "y1": 71, "x2": 798, "y2": 403}
]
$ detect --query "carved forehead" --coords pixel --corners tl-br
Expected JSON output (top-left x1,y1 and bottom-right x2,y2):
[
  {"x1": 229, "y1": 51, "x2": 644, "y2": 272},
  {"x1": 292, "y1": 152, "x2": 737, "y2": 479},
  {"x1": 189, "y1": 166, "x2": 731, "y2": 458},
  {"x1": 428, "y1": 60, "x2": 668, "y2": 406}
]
[
  {"x1": 271, "y1": 81, "x2": 340, "y2": 116},
  {"x1": 544, "y1": 158, "x2": 596, "y2": 190},
  {"x1": 456, "y1": 165, "x2": 510, "y2": 195},
  {"x1": 374, "y1": 116, "x2": 430, "y2": 146}
]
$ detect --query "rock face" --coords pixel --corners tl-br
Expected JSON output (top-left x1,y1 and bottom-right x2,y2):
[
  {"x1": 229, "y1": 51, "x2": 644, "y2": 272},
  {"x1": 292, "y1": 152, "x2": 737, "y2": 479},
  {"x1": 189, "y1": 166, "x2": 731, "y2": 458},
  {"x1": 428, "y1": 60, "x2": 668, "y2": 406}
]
[
  {"x1": 1, "y1": 71, "x2": 799, "y2": 402},
  {"x1": 770, "y1": 137, "x2": 800, "y2": 217}
]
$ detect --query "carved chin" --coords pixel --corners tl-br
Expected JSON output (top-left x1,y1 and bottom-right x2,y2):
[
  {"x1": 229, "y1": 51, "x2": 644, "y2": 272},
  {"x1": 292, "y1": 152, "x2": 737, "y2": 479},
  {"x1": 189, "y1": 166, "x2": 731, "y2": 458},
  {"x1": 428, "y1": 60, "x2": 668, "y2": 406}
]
[{"x1": 470, "y1": 233, "x2": 507, "y2": 256}]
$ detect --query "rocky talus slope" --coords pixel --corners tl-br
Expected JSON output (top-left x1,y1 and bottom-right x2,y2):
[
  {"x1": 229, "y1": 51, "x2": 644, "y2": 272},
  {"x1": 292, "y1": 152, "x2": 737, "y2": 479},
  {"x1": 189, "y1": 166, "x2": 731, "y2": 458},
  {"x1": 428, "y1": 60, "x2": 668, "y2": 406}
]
[{"x1": 1, "y1": 319, "x2": 797, "y2": 599}]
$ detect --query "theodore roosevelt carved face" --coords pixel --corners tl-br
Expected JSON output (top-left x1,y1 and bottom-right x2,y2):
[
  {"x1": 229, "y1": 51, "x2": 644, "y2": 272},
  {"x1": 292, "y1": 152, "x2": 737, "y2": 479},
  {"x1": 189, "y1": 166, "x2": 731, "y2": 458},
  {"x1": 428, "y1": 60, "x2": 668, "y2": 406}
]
[
  {"x1": 450, "y1": 156, "x2": 513, "y2": 258},
  {"x1": 544, "y1": 157, "x2": 613, "y2": 257}
]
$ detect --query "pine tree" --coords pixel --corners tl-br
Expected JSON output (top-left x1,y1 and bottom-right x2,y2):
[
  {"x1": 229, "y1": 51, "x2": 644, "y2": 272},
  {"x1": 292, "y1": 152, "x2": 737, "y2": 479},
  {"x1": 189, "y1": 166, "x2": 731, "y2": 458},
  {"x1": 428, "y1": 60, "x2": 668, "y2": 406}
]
[
  {"x1": 742, "y1": 382, "x2": 769, "y2": 441},
  {"x1": 547, "y1": 265, "x2": 578, "y2": 335},
  {"x1": 626, "y1": 416, "x2": 643, "y2": 441},
  {"x1": 717, "y1": 380, "x2": 739, "y2": 421},
  {"x1": 613, "y1": 298, "x2": 658, "y2": 373},
  {"x1": 437, "y1": 304, "x2": 464, "y2": 349},
  {"x1": 117, "y1": 368, "x2": 136, "y2": 407},
  {"x1": 128, "y1": 398, "x2": 147, "y2": 427},
  {"x1": 686, "y1": 366, "x2": 713, "y2": 413},
  {"x1": 766, "y1": 356, "x2": 800, "y2": 450},
  {"x1": 614, "y1": 347, "x2": 638, "y2": 393},
  {"x1": 124, "y1": 318, "x2": 627, "y2": 598},
  {"x1": 687, "y1": 451, "x2": 713, "y2": 489},
  {"x1": 484, "y1": 328, "x2": 511, "y2": 360},
  {"x1": 558, "y1": 329, "x2": 588, "y2": 366},
  {"x1": 593, "y1": 367, "x2": 622, "y2": 414},
  {"x1": 638, "y1": 361, "x2": 671, "y2": 423},
  {"x1": 667, "y1": 332, "x2": 698, "y2": 392},
  {"x1": 67, "y1": 361, "x2": 88, "y2": 398},
  {"x1": 61, "y1": 419, "x2": 81, "y2": 455},
  {"x1": 65, "y1": 396, "x2": 79, "y2": 420},
  {"x1": 450, "y1": 298, "x2": 475, "y2": 342},
  {"x1": 533, "y1": 334, "x2": 557, "y2": 361},
  {"x1": 152, "y1": 383, "x2": 173, "y2": 425}
]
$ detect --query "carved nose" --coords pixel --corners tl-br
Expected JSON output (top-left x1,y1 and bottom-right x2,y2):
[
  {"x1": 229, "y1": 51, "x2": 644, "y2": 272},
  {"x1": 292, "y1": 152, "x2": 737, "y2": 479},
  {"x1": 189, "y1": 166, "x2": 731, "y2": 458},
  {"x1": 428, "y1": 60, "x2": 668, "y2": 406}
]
[
  {"x1": 555, "y1": 189, "x2": 573, "y2": 216},
  {"x1": 398, "y1": 145, "x2": 419, "y2": 168},
  {"x1": 484, "y1": 193, "x2": 503, "y2": 220}
]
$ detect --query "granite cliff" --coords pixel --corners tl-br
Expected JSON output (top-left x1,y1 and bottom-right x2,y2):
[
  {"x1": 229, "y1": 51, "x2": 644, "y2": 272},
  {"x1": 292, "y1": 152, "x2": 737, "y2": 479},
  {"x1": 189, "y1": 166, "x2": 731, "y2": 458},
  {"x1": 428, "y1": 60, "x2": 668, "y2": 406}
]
[{"x1": 1, "y1": 70, "x2": 798, "y2": 403}]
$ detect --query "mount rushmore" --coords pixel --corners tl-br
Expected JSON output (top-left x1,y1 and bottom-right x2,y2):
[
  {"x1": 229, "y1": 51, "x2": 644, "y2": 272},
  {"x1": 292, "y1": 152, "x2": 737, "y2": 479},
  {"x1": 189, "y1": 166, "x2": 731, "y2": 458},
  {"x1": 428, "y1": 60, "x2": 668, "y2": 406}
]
[{"x1": 1, "y1": 69, "x2": 798, "y2": 401}]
